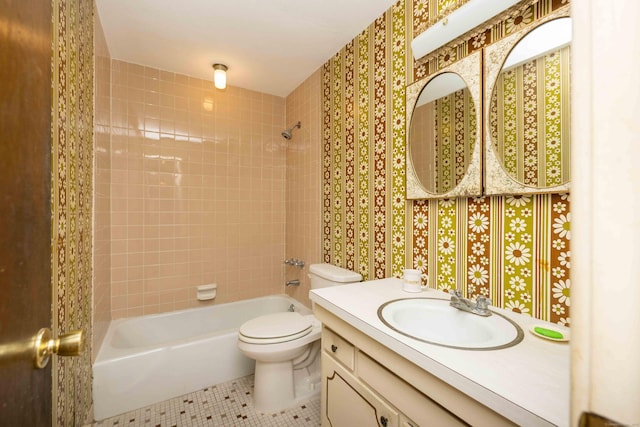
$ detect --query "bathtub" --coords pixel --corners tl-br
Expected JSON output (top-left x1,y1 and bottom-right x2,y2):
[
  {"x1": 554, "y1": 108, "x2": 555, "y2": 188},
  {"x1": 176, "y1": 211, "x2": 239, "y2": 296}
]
[{"x1": 93, "y1": 295, "x2": 311, "y2": 420}]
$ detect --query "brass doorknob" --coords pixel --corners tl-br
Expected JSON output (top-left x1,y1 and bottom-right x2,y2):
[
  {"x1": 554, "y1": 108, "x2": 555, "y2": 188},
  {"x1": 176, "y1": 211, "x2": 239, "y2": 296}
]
[{"x1": 33, "y1": 328, "x2": 84, "y2": 369}]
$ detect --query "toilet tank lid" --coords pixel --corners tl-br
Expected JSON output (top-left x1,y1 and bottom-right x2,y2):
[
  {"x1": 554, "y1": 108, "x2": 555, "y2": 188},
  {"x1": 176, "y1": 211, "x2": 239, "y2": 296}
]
[{"x1": 309, "y1": 263, "x2": 362, "y2": 283}]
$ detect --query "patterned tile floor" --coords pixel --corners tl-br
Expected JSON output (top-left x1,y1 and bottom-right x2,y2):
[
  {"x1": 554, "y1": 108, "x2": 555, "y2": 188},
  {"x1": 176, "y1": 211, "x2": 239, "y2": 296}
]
[{"x1": 92, "y1": 375, "x2": 321, "y2": 427}]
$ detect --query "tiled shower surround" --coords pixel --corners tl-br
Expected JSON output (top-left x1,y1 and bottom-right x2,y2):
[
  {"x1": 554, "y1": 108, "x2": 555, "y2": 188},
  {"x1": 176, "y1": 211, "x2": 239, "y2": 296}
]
[
  {"x1": 108, "y1": 60, "x2": 287, "y2": 318},
  {"x1": 284, "y1": 70, "x2": 322, "y2": 309}
]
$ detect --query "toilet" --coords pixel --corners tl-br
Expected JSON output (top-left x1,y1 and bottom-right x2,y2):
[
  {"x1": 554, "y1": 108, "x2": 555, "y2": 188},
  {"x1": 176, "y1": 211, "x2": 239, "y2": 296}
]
[{"x1": 237, "y1": 263, "x2": 362, "y2": 413}]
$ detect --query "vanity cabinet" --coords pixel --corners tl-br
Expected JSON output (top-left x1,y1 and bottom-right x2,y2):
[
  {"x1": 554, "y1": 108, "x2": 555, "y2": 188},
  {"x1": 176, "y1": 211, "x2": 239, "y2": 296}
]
[{"x1": 316, "y1": 305, "x2": 516, "y2": 427}]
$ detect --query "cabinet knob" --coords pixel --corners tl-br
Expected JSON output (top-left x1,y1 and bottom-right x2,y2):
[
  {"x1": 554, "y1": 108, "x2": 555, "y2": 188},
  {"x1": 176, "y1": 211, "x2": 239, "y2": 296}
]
[
  {"x1": 380, "y1": 415, "x2": 388, "y2": 427},
  {"x1": 331, "y1": 344, "x2": 337, "y2": 353}
]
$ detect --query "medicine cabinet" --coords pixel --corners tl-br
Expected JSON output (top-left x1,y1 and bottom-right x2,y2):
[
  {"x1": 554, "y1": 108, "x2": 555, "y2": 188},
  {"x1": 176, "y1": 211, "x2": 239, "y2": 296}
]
[
  {"x1": 484, "y1": 9, "x2": 571, "y2": 195},
  {"x1": 406, "y1": 6, "x2": 571, "y2": 199},
  {"x1": 406, "y1": 50, "x2": 483, "y2": 199}
]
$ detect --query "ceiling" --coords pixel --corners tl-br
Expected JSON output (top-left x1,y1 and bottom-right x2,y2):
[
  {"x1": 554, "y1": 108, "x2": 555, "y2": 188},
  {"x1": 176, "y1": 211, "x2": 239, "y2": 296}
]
[{"x1": 95, "y1": 0, "x2": 398, "y2": 97}]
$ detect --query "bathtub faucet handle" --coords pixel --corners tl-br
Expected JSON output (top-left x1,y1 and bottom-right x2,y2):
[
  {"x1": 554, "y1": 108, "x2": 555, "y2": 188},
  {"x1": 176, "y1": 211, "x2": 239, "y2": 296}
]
[{"x1": 284, "y1": 258, "x2": 305, "y2": 268}]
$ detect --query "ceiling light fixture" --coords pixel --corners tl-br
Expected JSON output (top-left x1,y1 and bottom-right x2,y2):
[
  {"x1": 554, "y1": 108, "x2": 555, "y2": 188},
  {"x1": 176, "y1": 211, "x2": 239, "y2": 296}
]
[
  {"x1": 212, "y1": 63, "x2": 228, "y2": 89},
  {"x1": 411, "y1": 0, "x2": 521, "y2": 60}
]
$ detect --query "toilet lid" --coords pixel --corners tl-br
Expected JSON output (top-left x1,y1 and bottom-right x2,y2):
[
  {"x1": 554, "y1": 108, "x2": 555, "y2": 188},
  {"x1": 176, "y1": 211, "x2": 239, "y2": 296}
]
[{"x1": 239, "y1": 312, "x2": 312, "y2": 344}]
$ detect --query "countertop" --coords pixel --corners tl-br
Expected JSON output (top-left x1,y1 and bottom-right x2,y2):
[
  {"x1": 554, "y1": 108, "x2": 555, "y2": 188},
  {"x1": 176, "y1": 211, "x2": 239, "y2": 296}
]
[{"x1": 310, "y1": 278, "x2": 570, "y2": 426}]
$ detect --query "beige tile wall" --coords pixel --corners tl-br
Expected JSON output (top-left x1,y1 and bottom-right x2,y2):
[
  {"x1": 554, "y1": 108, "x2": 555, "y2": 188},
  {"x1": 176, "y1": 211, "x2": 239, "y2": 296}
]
[
  {"x1": 284, "y1": 70, "x2": 322, "y2": 308},
  {"x1": 93, "y1": 7, "x2": 111, "y2": 357},
  {"x1": 109, "y1": 60, "x2": 286, "y2": 318}
]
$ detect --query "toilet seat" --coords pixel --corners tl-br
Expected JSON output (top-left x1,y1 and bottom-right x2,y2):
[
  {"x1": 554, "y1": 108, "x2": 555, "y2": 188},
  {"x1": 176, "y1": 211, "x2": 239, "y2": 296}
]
[{"x1": 239, "y1": 312, "x2": 312, "y2": 344}]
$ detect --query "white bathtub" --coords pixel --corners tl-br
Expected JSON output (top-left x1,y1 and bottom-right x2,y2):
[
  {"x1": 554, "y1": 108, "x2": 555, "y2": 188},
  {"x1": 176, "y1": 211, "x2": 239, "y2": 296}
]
[{"x1": 93, "y1": 295, "x2": 311, "y2": 420}]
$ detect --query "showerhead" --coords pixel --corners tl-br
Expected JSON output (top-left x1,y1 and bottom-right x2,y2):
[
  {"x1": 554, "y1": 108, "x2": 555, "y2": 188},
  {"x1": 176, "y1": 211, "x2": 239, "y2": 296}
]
[{"x1": 281, "y1": 121, "x2": 301, "y2": 140}]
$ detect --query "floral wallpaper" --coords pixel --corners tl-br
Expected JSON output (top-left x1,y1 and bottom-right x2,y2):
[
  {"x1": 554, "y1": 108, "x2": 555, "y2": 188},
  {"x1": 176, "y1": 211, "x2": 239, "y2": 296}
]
[
  {"x1": 51, "y1": 0, "x2": 94, "y2": 424},
  {"x1": 323, "y1": 1, "x2": 408, "y2": 280},
  {"x1": 322, "y1": 0, "x2": 571, "y2": 324},
  {"x1": 412, "y1": 194, "x2": 571, "y2": 324}
]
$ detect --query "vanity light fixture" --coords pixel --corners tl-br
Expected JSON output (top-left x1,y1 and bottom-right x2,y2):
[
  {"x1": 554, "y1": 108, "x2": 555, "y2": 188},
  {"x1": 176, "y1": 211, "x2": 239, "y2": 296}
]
[
  {"x1": 212, "y1": 63, "x2": 228, "y2": 89},
  {"x1": 411, "y1": 0, "x2": 521, "y2": 60}
]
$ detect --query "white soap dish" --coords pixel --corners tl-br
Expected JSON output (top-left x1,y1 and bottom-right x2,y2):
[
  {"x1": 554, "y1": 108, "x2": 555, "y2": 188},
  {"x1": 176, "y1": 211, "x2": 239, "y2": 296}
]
[{"x1": 197, "y1": 284, "x2": 217, "y2": 301}]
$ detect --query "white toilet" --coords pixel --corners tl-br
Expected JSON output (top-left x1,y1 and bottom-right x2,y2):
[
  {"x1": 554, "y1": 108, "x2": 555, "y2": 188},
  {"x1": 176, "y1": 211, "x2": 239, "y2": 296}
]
[{"x1": 237, "y1": 263, "x2": 362, "y2": 413}]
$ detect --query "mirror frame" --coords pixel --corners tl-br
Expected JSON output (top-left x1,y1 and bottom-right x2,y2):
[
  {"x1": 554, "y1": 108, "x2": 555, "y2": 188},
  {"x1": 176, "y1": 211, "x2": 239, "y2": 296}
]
[
  {"x1": 484, "y1": 7, "x2": 571, "y2": 195},
  {"x1": 406, "y1": 49, "x2": 483, "y2": 199}
]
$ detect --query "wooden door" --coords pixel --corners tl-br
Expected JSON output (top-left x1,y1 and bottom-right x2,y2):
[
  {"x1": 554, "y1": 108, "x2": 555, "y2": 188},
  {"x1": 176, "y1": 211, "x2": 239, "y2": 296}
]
[{"x1": 0, "y1": 0, "x2": 53, "y2": 425}]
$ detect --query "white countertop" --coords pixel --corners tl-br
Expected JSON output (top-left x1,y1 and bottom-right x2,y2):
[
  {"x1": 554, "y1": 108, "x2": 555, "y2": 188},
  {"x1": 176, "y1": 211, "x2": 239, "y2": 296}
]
[{"x1": 310, "y1": 278, "x2": 570, "y2": 427}]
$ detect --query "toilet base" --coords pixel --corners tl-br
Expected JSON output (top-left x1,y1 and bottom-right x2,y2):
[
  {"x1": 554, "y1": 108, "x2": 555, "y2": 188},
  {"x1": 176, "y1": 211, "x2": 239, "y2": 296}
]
[{"x1": 252, "y1": 355, "x2": 321, "y2": 413}]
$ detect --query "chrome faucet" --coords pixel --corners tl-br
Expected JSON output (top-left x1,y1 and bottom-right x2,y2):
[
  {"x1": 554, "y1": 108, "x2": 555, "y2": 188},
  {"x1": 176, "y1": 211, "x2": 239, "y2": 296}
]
[
  {"x1": 448, "y1": 290, "x2": 492, "y2": 317},
  {"x1": 286, "y1": 279, "x2": 300, "y2": 286},
  {"x1": 284, "y1": 258, "x2": 305, "y2": 268}
]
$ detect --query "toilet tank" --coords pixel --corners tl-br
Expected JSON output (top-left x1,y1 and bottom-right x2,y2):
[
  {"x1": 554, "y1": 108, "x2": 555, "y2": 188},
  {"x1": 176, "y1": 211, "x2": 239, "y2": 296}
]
[{"x1": 308, "y1": 263, "x2": 362, "y2": 289}]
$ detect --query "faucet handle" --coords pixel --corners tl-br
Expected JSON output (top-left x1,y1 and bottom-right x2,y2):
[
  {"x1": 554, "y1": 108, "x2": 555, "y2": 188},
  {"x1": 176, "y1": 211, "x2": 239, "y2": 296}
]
[
  {"x1": 476, "y1": 296, "x2": 492, "y2": 310},
  {"x1": 449, "y1": 289, "x2": 462, "y2": 298}
]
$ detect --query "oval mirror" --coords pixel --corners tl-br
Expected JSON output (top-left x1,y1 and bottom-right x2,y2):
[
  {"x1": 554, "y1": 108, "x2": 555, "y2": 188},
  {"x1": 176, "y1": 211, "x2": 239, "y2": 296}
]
[
  {"x1": 409, "y1": 73, "x2": 476, "y2": 194},
  {"x1": 406, "y1": 50, "x2": 482, "y2": 200},
  {"x1": 487, "y1": 16, "x2": 571, "y2": 192}
]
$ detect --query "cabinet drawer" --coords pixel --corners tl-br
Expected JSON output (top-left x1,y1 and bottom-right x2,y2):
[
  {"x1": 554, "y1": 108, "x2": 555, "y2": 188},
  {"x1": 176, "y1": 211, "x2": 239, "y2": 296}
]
[
  {"x1": 358, "y1": 351, "x2": 467, "y2": 426},
  {"x1": 322, "y1": 327, "x2": 355, "y2": 370}
]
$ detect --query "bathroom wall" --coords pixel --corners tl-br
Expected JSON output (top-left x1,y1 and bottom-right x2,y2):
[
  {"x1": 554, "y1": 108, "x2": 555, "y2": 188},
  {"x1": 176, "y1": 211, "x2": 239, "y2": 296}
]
[
  {"x1": 108, "y1": 62, "x2": 286, "y2": 318},
  {"x1": 321, "y1": 0, "x2": 571, "y2": 325},
  {"x1": 94, "y1": 4, "x2": 112, "y2": 359},
  {"x1": 51, "y1": 0, "x2": 94, "y2": 424},
  {"x1": 284, "y1": 70, "x2": 323, "y2": 308}
]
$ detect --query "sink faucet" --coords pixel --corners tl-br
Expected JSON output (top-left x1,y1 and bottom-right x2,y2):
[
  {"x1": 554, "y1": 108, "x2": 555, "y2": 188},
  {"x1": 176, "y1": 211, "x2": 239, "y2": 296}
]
[{"x1": 448, "y1": 290, "x2": 492, "y2": 317}]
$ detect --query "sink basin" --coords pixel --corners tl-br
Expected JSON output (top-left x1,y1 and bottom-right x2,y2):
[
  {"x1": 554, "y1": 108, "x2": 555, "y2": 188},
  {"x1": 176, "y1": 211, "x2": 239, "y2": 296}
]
[{"x1": 378, "y1": 298, "x2": 523, "y2": 350}]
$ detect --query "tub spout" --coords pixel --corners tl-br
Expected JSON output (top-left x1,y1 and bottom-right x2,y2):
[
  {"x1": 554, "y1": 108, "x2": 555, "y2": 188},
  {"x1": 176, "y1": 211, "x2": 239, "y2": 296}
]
[{"x1": 286, "y1": 279, "x2": 300, "y2": 287}]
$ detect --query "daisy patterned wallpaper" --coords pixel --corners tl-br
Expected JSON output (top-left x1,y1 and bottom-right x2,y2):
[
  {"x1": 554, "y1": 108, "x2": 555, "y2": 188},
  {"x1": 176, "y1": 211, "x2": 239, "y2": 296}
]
[{"x1": 322, "y1": 0, "x2": 571, "y2": 325}]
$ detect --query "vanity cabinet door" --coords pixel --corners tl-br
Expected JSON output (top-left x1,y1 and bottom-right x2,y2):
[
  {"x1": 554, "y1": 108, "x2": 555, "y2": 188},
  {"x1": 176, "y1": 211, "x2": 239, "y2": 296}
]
[
  {"x1": 322, "y1": 352, "x2": 398, "y2": 427},
  {"x1": 358, "y1": 351, "x2": 467, "y2": 426}
]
